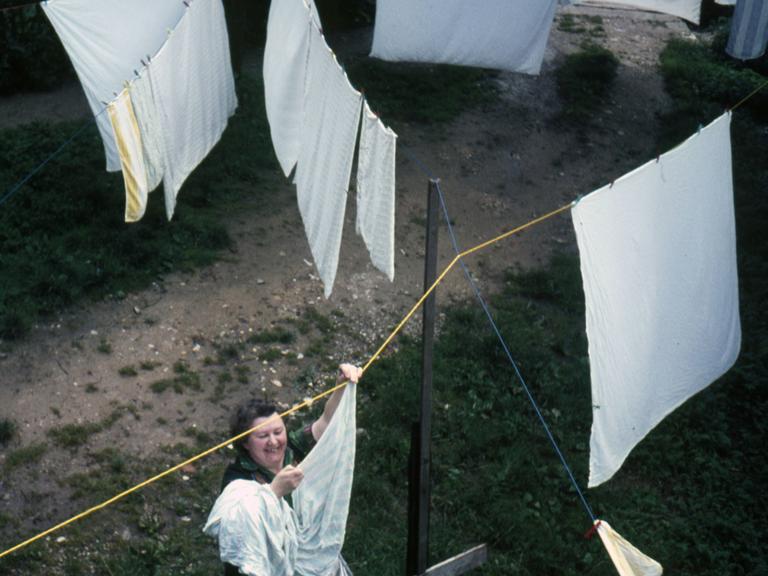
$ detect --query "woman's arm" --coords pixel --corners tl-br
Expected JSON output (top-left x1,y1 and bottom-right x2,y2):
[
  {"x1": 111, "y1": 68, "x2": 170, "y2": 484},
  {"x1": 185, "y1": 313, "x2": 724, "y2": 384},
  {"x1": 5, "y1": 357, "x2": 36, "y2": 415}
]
[{"x1": 310, "y1": 363, "x2": 361, "y2": 441}]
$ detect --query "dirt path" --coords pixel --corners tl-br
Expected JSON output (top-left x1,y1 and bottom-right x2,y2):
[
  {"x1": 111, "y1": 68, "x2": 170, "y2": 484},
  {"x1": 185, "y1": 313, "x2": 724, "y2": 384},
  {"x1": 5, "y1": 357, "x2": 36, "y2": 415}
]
[{"x1": 0, "y1": 5, "x2": 692, "y2": 538}]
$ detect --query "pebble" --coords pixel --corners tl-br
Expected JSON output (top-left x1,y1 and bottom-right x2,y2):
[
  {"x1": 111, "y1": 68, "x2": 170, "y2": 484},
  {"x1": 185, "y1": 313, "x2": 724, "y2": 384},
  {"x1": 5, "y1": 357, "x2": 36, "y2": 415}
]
[{"x1": 271, "y1": 379, "x2": 282, "y2": 388}]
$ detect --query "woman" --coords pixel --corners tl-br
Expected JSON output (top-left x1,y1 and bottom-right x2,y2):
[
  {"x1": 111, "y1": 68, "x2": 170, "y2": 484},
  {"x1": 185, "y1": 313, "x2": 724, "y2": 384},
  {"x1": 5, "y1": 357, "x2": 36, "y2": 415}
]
[{"x1": 206, "y1": 363, "x2": 362, "y2": 576}]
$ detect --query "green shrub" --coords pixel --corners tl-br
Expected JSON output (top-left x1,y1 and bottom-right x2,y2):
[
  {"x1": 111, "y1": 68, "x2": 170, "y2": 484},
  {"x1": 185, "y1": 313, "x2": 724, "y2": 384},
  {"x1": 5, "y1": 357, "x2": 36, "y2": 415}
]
[
  {"x1": 247, "y1": 326, "x2": 295, "y2": 345},
  {"x1": 0, "y1": 6, "x2": 74, "y2": 95},
  {"x1": 555, "y1": 43, "x2": 619, "y2": 122}
]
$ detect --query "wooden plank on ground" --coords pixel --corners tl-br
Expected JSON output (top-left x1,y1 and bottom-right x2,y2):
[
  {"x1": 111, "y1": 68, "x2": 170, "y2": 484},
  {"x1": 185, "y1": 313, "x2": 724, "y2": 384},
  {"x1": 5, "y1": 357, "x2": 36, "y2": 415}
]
[{"x1": 421, "y1": 544, "x2": 488, "y2": 576}]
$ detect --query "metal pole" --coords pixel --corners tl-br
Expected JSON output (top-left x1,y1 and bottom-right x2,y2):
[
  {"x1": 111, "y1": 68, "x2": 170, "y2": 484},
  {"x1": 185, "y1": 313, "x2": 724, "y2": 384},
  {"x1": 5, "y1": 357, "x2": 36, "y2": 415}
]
[{"x1": 407, "y1": 178, "x2": 440, "y2": 575}]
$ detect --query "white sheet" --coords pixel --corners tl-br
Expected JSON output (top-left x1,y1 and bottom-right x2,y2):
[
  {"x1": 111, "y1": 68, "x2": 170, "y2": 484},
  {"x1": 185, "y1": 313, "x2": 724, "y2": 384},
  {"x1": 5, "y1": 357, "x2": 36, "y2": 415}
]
[
  {"x1": 148, "y1": 0, "x2": 238, "y2": 219},
  {"x1": 42, "y1": 0, "x2": 185, "y2": 171},
  {"x1": 575, "y1": 0, "x2": 701, "y2": 24},
  {"x1": 294, "y1": 26, "x2": 362, "y2": 297},
  {"x1": 370, "y1": 0, "x2": 558, "y2": 74},
  {"x1": 572, "y1": 113, "x2": 741, "y2": 487},
  {"x1": 130, "y1": 70, "x2": 164, "y2": 194},
  {"x1": 596, "y1": 520, "x2": 663, "y2": 576},
  {"x1": 264, "y1": 0, "x2": 320, "y2": 177},
  {"x1": 356, "y1": 101, "x2": 397, "y2": 282},
  {"x1": 204, "y1": 383, "x2": 357, "y2": 576}
]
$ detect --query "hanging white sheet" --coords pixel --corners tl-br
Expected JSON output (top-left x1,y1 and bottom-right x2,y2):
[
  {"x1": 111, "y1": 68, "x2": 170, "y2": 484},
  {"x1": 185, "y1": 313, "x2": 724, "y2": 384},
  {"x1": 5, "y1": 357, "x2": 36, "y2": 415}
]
[
  {"x1": 294, "y1": 26, "x2": 362, "y2": 297},
  {"x1": 204, "y1": 383, "x2": 357, "y2": 576},
  {"x1": 369, "y1": 0, "x2": 558, "y2": 74},
  {"x1": 42, "y1": 0, "x2": 186, "y2": 171},
  {"x1": 148, "y1": 0, "x2": 238, "y2": 220},
  {"x1": 572, "y1": 113, "x2": 741, "y2": 488},
  {"x1": 574, "y1": 0, "x2": 701, "y2": 24},
  {"x1": 130, "y1": 70, "x2": 164, "y2": 194},
  {"x1": 355, "y1": 101, "x2": 397, "y2": 282},
  {"x1": 263, "y1": 0, "x2": 321, "y2": 177}
]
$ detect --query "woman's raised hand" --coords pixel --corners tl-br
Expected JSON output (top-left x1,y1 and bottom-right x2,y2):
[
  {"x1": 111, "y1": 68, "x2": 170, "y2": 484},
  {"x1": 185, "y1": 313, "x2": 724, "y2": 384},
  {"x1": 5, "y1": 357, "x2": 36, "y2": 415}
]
[{"x1": 270, "y1": 465, "x2": 304, "y2": 498}]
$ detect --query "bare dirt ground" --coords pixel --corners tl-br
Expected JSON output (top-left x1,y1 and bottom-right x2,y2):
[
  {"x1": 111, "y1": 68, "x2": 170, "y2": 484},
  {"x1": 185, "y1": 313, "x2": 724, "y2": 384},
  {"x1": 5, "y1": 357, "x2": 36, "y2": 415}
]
[{"x1": 0, "y1": 5, "x2": 695, "y2": 544}]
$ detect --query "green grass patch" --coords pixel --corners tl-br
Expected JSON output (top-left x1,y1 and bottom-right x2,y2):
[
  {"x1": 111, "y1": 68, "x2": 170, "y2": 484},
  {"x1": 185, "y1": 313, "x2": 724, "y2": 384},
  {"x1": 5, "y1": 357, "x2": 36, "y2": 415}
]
[
  {"x1": 4, "y1": 442, "x2": 46, "y2": 470},
  {"x1": 47, "y1": 407, "x2": 126, "y2": 449},
  {"x1": 555, "y1": 43, "x2": 619, "y2": 124},
  {"x1": 247, "y1": 326, "x2": 295, "y2": 344},
  {"x1": 118, "y1": 365, "x2": 138, "y2": 377},
  {"x1": 345, "y1": 58, "x2": 498, "y2": 126},
  {"x1": 149, "y1": 364, "x2": 201, "y2": 395},
  {"x1": 258, "y1": 347, "x2": 282, "y2": 362},
  {"x1": 0, "y1": 74, "x2": 281, "y2": 340}
]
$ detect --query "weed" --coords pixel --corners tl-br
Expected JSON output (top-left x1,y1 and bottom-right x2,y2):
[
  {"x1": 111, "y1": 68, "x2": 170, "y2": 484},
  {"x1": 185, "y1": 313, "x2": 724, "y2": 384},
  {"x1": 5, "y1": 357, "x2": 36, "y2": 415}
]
[
  {"x1": 149, "y1": 368, "x2": 201, "y2": 394},
  {"x1": 50, "y1": 406, "x2": 61, "y2": 418},
  {"x1": 216, "y1": 343, "x2": 241, "y2": 363},
  {"x1": 234, "y1": 364, "x2": 250, "y2": 383},
  {"x1": 48, "y1": 422, "x2": 103, "y2": 449},
  {"x1": 247, "y1": 326, "x2": 295, "y2": 345},
  {"x1": 217, "y1": 371, "x2": 233, "y2": 384},
  {"x1": 156, "y1": 417, "x2": 168, "y2": 426},
  {"x1": 140, "y1": 360, "x2": 159, "y2": 371},
  {"x1": 258, "y1": 347, "x2": 282, "y2": 362},
  {"x1": 85, "y1": 382, "x2": 99, "y2": 393},
  {"x1": 303, "y1": 308, "x2": 334, "y2": 334},
  {"x1": 96, "y1": 338, "x2": 112, "y2": 354},
  {"x1": 5, "y1": 442, "x2": 46, "y2": 470},
  {"x1": 0, "y1": 417, "x2": 16, "y2": 445},
  {"x1": 118, "y1": 365, "x2": 138, "y2": 377}
]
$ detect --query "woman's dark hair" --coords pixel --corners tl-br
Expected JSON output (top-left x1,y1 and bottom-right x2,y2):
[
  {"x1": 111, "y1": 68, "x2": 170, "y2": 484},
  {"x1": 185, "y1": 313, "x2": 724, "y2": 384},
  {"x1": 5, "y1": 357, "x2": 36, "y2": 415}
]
[{"x1": 230, "y1": 398, "x2": 278, "y2": 453}]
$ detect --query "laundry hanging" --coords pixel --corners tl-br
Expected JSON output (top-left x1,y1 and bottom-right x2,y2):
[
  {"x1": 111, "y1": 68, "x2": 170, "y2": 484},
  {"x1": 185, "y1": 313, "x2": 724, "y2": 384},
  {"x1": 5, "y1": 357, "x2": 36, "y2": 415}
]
[
  {"x1": 129, "y1": 69, "x2": 165, "y2": 195},
  {"x1": 146, "y1": 0, "x2": 238, "y2": 219},
  {"x1": 572, "y1": 0, "x2": 701, "y2": 24},
  {"x1": 370, "y1": 0, "x2": 558, "y2": 74},
  {"x1": 596, "y1": 520, "x2": 663, "y2": 576},
  {"x1": 204, "y1": 383, "x2": 357, "y2": 576},
  {"x1": 355, "y1": 101, "x2": 397, "y2": 282},
  {"x1": 263, "y1": 0, "x2": 321, "y2": 178},
  {"x1": 106, "y1": 88, "x2": 149, "y2": 222},
  {"x1": 294, "y1": 24, "x2": 362, "y2": 297},
  {"x1": 726, "y1": 0, "x2": 768, "y2": 60},
  {"x1": 42, "y1": 0, "x2": 186, "y2": 171},
  {"x1": 572, "y1": 112, "x2": 741, "y2": 487}
]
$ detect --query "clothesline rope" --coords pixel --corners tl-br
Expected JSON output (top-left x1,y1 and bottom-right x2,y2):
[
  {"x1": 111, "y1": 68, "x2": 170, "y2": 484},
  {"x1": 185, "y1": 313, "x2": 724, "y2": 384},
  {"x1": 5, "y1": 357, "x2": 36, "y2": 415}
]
[
  {"x1": 0, "y1": 199, "x2": 573, "y2": 561},
  {"x1": 0, "y1": 1, "x2": 38, "y2": 12},
  {"x1": 435, "y1": 180, "x2": 596, "y2": 524}
]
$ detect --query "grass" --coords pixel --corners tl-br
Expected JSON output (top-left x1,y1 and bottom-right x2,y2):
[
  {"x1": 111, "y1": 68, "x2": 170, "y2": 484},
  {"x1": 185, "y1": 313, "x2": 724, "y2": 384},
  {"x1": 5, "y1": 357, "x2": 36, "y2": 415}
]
[
  {"x1": 555, "y1": 42, "x2": 619, "y2": 123},
  {"x1": 47, "y1": 407, "x2": 126, "y2": 449},
  {"x1": 118, "y1": 365, "x2": 138, "y2": 377},
  {"x1": 0, "y1": 417, "x2": 16, "y2": 445},
  {"x1": 0, "y1": 74, "x2": 281, "y2": 340},
  {"x1": 345, "y1": 58, "x2": 498, "y2": 127},
  {"x1": 247, "y1": 326, "x2": 295, "y2": 345},
  {"x1": 4, "y1": 442, "x2": 46, "y2": 470}
]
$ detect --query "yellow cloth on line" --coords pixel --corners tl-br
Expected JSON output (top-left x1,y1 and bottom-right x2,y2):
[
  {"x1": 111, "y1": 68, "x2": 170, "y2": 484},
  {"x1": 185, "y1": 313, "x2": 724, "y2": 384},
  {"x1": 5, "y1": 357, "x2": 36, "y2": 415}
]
[
  {"x1": 596, "y1": 520, "x2": 662, "y2": 576},
  {"x1": 107, "y1": 88, "x2": 149, "y2": 223}
]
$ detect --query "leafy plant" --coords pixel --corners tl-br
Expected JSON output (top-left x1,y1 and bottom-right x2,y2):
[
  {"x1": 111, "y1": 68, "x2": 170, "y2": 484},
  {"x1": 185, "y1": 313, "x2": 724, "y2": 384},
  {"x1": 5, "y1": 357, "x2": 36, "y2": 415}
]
[{"x1": 555, "y1": 43, "x2": 619, "y2": 123}]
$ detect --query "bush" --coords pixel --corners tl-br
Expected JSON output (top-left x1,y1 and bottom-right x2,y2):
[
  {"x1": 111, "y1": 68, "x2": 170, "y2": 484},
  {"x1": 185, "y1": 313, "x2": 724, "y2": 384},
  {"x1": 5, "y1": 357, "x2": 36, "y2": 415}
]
[
  {"x1": 0, "y1": 5, "x2": 74, "y2": 95},
  {"x1": 555, "y1": 43, "x2": 619, "y2": 122}
]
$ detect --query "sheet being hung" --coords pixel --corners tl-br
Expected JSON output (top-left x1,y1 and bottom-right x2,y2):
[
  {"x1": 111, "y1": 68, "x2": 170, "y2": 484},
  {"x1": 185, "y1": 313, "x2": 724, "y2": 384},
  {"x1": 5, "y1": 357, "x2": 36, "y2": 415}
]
[
  {"x1": 572, "y1": 112, "x2": 740, "y2": 488},
  {"x1": 294, "y1": 26, "x2": 362, "y2": 297},
  {"x1": 573, "y1": 0, "x2": 701, "y2": 24},
  {"x1": 726, "y1": 0, "x2": 768, "y2": 60},
  {"x1": 294, "y1": 383, "x2": 356, "y2": 575},
  {"x1": 370, "y1": 0, "x2": 558, "y2": 74},
  {"x1": 149, "y1": 0, "x2": 238, "y2": 220},
  {"x1": 107, "y1": 88, "x2": 148, "y2": 223},
  {"x1": 42, "y1": 0, "x2": 186, "y2": 171},
  {"x1": 263, "y1": 0, "x2": 320, "y2": 178},
  {"x1": 356, "y1": 101, "x2": 397, "y2": 282}
]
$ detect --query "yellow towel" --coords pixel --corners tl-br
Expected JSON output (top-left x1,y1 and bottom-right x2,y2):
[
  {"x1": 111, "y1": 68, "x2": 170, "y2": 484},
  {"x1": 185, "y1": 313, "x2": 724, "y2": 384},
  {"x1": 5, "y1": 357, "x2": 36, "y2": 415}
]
[
  {"x1": 596, "y1": 520, "x2": 663, "y2": 576},
  {"x1": 107, "y1": 88, "x2": 149, "y2": 222}
]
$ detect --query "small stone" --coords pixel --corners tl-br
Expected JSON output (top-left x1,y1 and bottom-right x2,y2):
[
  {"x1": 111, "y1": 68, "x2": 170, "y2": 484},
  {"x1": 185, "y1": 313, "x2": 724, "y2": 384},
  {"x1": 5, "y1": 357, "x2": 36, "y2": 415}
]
[
  {"x1": 271, "y1": 379, "x2": 282, "y2": 388},
  {"x1": 180, "y1": 516, "x2": 192, "y2": 523},
  {"x1": 297, "y1": 353, "x2": 304, "y2": 360},
  {"x1": 182, "y1": 475, "x2": 190, "y2": 482},
  {"x1": 256, "y1": 278, "x2": 265, "y2": 285},
  {"x1": 56, "y1": 536, "x2": 67, "y2": 543},
  {"x1": 133, "y1": 306, "x2": 141, "y2": 315}
]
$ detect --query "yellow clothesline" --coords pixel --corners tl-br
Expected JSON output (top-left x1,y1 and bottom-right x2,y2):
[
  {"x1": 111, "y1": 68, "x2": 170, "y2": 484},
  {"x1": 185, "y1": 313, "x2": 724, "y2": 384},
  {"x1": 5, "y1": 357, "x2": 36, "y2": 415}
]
[{"x1": 0, "y1": 201, "x2": 573, "y2": 561}]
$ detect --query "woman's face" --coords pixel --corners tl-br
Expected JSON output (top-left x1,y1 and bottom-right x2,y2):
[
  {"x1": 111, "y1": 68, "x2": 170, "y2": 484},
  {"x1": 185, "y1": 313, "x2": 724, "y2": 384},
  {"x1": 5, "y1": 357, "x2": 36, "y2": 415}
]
[{"x1": 244, "y1": 413, "x2": 287, "y2": 471}]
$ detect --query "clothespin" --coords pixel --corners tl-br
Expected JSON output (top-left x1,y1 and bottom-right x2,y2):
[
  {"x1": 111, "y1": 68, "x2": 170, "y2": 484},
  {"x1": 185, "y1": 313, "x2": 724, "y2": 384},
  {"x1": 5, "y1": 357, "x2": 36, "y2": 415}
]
[
  {"x1": 183, "y1": 0, "x2": 190, "y2": 6},
  {"x1": 572, "y1": 194, "x2": 583, "y2": 207},
  {"x1": 608, "y1": 180, "x2": 615, "y2": 189},
  {"x1": 583, "y1": 520, "x2": 601, "y2": 540},
  {"x1": 697, "y1": 124, "x2": 703, "y2": 135},
  {"x1": 655, "y1": 155, "x2": 660, "y2": 163}
]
